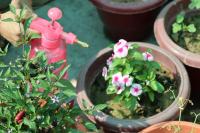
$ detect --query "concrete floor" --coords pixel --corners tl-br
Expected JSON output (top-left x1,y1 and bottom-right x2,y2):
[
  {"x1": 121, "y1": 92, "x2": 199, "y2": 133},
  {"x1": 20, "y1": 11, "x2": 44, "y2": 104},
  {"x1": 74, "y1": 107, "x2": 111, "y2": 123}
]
[{"x1": 1, "y1": 0, "x2": 156, "y2": 80}]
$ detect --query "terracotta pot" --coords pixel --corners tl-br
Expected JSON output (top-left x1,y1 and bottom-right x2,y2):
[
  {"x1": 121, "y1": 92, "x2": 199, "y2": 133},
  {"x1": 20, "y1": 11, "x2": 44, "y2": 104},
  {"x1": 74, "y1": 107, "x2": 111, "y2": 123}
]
[
  {"x1": 154, "y1": 0, "x2": 200, "y2": 98},
  {"x1": 90, "y1": 0, "x2": 166, "y2": 41},
  {"x1": 140, "y1": 121, "x2": 200, "y2": 133},
  {"x1": 76, "y1": 42, "x2": 190, "y2": 132}
]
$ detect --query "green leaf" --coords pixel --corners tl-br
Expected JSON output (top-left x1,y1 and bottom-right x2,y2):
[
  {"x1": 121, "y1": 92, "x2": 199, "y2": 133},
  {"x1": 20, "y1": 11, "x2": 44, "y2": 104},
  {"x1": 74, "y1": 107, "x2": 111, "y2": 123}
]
[
  {"x1": 106, "y1": 85, "x2": 116, "y2": 94},
  {"x1": 20, "y1": 6, "x2": 26, "y2": 19},
  {"x1": 112, "y1": 58, "x2": 126, "y2": 67},
  {"x1": 4, "y1": 68, "x2": 11, "y2": 77},
  {"x1": 150, "y1": 80, "x2": 165, "y2": 93},
  {"x1": 123, "y1": 63, "x2": 133, "y2": 75},
  {"x1": 23, "y1": 118, "x2": 36, "y2": 129},
  {"x1": 14, "y1": 70, "x2": 24, "y2": 80},
  {"x1": 58, "y1": 65, "x2": 70, "y2": 80},
  {"x1": 55, "y1": 82, "x2": 66, "y2": 88},
  {"x1": 30, "y1": 33, "x2": 41, "y2": 40},
  {"x1": 148, "y1": 91, "x2": 155, "y2": 102},
  {"x1": 1, "y1": 18, "x2": 14, "y2": 22},
  {"x1": 187, "y1": 24, "x2": 196, "y2": 33},
  {"x1": 125, "y1": 96, "x2": 136, "y2": 110},
  {"x1": 172, "y1": 23, "x2": 182, "y2": 33},
  {"x1": 176, "y1": 13, "x2": 184, "y2": 23},
  {"x1": 94, "y1": 104, "x2": 107, "y2": 111},
  {"x1": 84, "y1": 122, "x2": 97, "y2": 131},
  {"x1": 24, "y1": 17, "x2": 33, "y2": 34},
  {"x1": 27, "y1": 104, "x2": 35, "y2": 113},
  {"x1": 9, "y1": 4, "x2": 16, "y2": 15},
  {"x1": 132, "y1": 51, "x2": 143, "y2": 60}
]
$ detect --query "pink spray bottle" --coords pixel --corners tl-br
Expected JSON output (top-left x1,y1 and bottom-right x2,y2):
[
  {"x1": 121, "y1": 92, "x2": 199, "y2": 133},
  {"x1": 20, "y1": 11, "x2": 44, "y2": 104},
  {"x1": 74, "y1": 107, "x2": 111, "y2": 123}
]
[{"x1": 29, "y1": 7, "x2": 88, "y2": 79}]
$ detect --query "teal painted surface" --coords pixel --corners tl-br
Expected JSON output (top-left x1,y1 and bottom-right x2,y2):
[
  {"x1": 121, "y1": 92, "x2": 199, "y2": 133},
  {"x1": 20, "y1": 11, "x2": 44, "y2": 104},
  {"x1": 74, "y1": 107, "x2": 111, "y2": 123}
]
[
  {"x1": 1, "y1": 0, "x2": 156, "y2": 79},
  {"x1": 0, "y1": 0, "x2": 11, "y2": 11}
]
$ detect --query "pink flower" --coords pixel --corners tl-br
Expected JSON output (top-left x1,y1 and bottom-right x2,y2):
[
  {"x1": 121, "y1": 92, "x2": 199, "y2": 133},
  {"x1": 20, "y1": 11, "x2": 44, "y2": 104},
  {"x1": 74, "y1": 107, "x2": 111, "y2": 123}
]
[
  {"x1": 130, "y1": 84, "x2": 142, "y2": 96},
  {"x1": 143, "y1": 52, "x2": 154, "y2": 61},
  {"x1": 115, "y1": 39, "x2": 128, "y2": 48},
  {"x1": 114, "y1": 46, "x2": 128, "y2": 58},
  {"x1": 102, "y1": 67, "x2": 108, "y2": 78},
  {"x1": 116, "y1": 84, "x2": 125, "y2": 94},
  {"x1": 112, "y1": 72, "x2": 123, "y2": 86},
  {"x1": 107, "y1": 54, "x2": 114, "y2": 66},
  {"x1": 122, "y1": 75, "x2": 133, "y2": 87},
  {"x1": 114, "y1": 39, "x2": 129, "y2": 58}
]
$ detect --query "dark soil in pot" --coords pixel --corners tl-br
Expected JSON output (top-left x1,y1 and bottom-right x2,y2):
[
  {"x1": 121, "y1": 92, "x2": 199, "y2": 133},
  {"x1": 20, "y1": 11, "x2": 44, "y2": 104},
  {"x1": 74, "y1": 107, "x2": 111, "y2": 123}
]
[
  {"x1": 76, "y1": 42, "x2": 190, "y2": 133},
  {"x1": 90, "y1": 67, "x2": 178, "y2": 119},
  {"x1": 90, "y1": 0, "x2": 166, "y2": 41}
]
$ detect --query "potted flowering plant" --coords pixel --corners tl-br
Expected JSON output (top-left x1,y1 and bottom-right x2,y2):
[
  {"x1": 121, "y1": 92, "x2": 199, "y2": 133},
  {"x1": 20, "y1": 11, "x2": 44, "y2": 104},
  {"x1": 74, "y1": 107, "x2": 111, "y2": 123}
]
[
  {"x1": 0, "y1": 48, "x2": 98, "y2": 132},
  {"x1": 90, "y1": 0, "x2": 166, "y2": 41},
  {"x1": 76, "y1": 39, "x2": 190, "y2": 132},
  {"x1": 154, "y1": 0, "x2": 200, "y2": 97}
]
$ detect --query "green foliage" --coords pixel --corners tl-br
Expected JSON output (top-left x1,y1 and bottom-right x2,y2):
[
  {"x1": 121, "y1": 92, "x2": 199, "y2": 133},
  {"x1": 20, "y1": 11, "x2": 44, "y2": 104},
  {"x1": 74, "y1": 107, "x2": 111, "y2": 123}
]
[
  {"x1": 0, "y1": 50, "x2": 97, "y2": 132},
  {"x1": 1, "y1": 4, "x2": 41, "y2": 47},
  {"x1": 189, "y1": 0, "x2": 200, "y2": 9},
  {"x1": 172, "y1": 12, "x2": 196, "y2": 34},
  {"x1": 104, "y1": 43, "x2": 165, "y2": 112}
]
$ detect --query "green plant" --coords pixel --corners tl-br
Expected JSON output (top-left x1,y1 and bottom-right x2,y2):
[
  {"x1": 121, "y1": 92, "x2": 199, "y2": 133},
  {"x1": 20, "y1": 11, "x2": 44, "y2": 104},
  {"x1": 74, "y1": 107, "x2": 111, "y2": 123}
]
[
  {"x1": 0, "y1": 4, "x2": 97, "y2": 133},
  {"x1": 172, "y1": 12, "x2": 196, "y2": 35},
  {"x1": 171, "y1": 0, "x2": 200, "y2": 49},
  {"x1": 101, "y1": 39, "x2": 175, "y2": 118},
  {"x1": 2, "y1": 5, "x2": 40, "y2": 47},
  {"x1": 0, "y1": 50, "x2": 98, "y2": 132},
  {"x1": 161, "y1": 89, "x2": 200, "y2": 133}
]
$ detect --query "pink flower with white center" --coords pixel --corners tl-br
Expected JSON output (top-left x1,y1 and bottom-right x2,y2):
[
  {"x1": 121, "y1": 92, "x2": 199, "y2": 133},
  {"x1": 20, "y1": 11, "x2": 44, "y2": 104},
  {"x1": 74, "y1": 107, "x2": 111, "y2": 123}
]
[
  {"x1": 107, "y1": 54, "x2": 114, "y2": 66},
  {"x1": 102, "y1": 67, "x2": 108, "y2": 78},
  {"x1": 114, "y1": 46, "x2": 128, "y2": 58},
  {"x1": 122, "y1": 75, "x2": 133, "y2": 87},
  {"x1": 130, "y1": 84, "x2": 143, "y2": 97},
  {"x1": 112, "y1": 72, "x2": 123, "y2": 86},
  {"x1": 143, "y1": 52, "x2": 154, "y2": 61},
  {"x1": 115, "y1": 39, "x2": 128, "y2": 48},
  {"x1": 116, "y1": 84, "x2": 125, "y2": 94},
  {"x1": 113, "y1": 39, "x2": 129, "y2": 58}
]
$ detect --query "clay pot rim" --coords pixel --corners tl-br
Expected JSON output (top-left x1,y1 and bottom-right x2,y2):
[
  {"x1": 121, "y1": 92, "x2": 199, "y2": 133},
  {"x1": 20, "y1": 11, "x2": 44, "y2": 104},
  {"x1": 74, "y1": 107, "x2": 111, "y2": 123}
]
[
  {"x1": 140, "y1": 121, "x2": 200, "y2": 132},
  {"x1": 90, "y1": 0, "x2": 166, "y2": 14},
  {"x1": 76, "y1": 42, "x2": 190, "y2": 130},
  {"x1": 154, "y1": 0, "x2": 200, "y2": 68}
]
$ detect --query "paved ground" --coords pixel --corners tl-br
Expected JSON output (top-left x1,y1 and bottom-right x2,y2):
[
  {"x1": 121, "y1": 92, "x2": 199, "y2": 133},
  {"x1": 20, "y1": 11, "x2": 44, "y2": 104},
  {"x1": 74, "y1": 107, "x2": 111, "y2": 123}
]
[{"x1": 2, "y1": 0, "x2": 156, "y2": 80}]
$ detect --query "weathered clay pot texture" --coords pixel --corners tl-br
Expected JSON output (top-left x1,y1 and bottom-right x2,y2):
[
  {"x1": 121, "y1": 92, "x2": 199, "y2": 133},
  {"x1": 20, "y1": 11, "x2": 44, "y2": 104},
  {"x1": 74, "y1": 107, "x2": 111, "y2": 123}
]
[
  {"x1": 90, "y1": 0, "x2": 166, "y2": 41},
  {"x1": 140, "y1": 121, "x2": 200, "y2": 133},
  {"x1": 76, "y1": 42, "x2": 190, "y2": 133},
  {"x1": 154, "y1": 0, "x2": 200, "y2": 99}
]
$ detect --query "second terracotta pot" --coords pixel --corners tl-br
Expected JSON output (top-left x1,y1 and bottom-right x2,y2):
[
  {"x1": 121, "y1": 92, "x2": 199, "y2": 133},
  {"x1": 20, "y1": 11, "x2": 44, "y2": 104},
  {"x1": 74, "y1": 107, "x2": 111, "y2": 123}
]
[
  {"x1": 76, "y1": 42, "x2": 190, "y2": 132},
  {"x1": 154, "y1": 0, "x2": 200, "y2": 99},
  {"x1": 140, "y1": 121, "x2": 200, "y2": 133},
  {"x1": 90, "y1": 0, "x2": 166, "y2": 41}
]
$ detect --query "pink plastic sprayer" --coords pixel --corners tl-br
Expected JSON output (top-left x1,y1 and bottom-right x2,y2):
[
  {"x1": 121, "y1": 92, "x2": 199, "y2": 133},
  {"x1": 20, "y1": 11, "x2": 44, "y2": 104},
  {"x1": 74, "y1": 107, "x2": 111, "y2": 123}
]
[{"x1": 29, "y1": 7, "x2": 88, "y2": 79}]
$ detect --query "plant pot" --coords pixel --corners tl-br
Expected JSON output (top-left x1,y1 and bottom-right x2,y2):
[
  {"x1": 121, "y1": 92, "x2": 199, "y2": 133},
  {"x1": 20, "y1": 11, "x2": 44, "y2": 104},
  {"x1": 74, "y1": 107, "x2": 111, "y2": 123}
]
[
  {"x1": 90, "y1": 0, "x2": 166, "y2": 41},
  {"x1": 76, "y1": 42, "x2": 190, "y2": 132},
  {"x1": 154, "y1": 0, "x2": 200, "y2": 99},
  {"x1": 140, "y1": 121, "x2": 200, "y2": 133}
]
